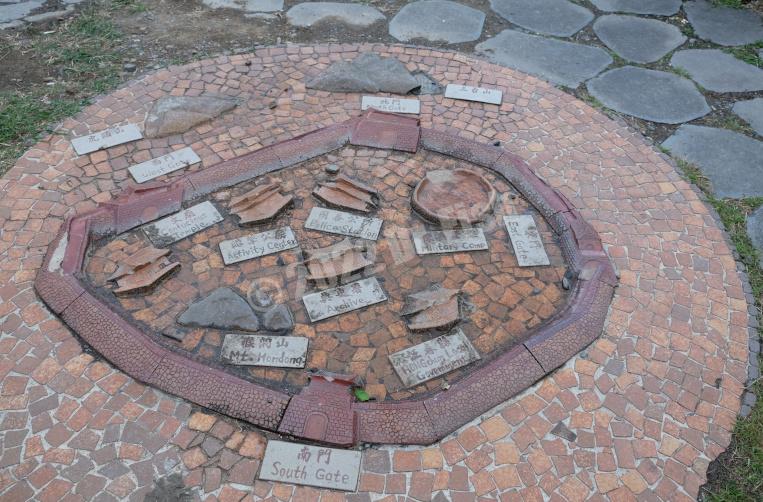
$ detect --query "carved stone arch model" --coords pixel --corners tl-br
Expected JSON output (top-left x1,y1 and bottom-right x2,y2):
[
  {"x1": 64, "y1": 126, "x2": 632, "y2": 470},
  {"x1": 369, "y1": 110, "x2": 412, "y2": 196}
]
[{"x1": 35, "y1": 109, "x2": 617, "y2": 447}]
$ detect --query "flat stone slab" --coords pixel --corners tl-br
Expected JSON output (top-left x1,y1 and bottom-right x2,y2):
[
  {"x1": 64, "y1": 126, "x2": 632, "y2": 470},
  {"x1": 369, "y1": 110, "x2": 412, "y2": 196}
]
[
  {"x1": 178, "y1": 287, "x2": 260, "y2": 332},
  {"x1": 128, "y1": 147, "x2": 200, "y2": 183},
  {"x1": 286, "y1": 2, "x2": 384, "y2": 28},
  {"x1": 221, "y1": 334, "x2": 307, "y2": 367},
  {"x1": 412, "y1": 228, "x2": 489, "y2": 255},
  {"x1": 475, "y1": 29, "x2": 612, "y2": 88},
  {"x1": 389, "y1": 0, "x2": 485, "y2": 44},
  {"x1": 143, "y1": 201, "x2": 223, "y2": 247},
  {"x1": 302, "y1": 277, "x2": 387, "y2": 322},
  {"x1": 733, "y1": 98, "x2": 763, "y2": 136},
  {"x1": 684, "y1": 0, "x2": 763, "y2": 46},
  {"x1": 389, "y1": 328, "x2": 481, "y2": 387},
  {"x1": 307, "y1": 53, "x2": 419, "y2": 94},
  {"x1": 259, "y1": 441, "x2": 361, "y2": 491},
  {"x1": 593, "y1": 15, "x2": 686, "y2": 64},
  {"x1": 489, "y1": 0, "x2": 593, "y2": 37},
  {"x1": 0, "y1": 0, "x2": 42, "y2": 23},
  {"x1": 670, "y1": 49, "x2": 763, "y2": 93},
  {"x1": 747, "y1": 206, "x2": 763, "y2": 268},
  {"x1": 71, "y1": 124, "x2": 143, "y2": 155},
  {"x1": 304, "y1": 207, "x2": 383, "y2": 240},
  {"x1": 218, "y1": 227, "x2": 298, "y2": 265},
  {"x1": 504, "y1": 215, "x2": 550, "y2": 267},
  {"x1": 589, "y1": 0, "x2": 680, "y2": 15},
  {"x1": 444, "y1": 84, "x2": 502, "y2": 105},
  {"x1": 202, "y1": 0, "x2": 283, "y2": 12},
  {"x1": 662, "y1": 125, "x2": 763, "y2": 198},
  {"x1": 586, "y1": 66, "x2": 710, "y2": 124},
  {"x1": 144, "y1": 95, "x2": 238, "y2": 138}
]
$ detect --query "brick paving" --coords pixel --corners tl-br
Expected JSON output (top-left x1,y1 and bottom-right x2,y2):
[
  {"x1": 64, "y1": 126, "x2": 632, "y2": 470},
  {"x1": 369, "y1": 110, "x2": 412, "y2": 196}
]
[{"x1": 0, "y1": 44, "x2": 753, "y2": 500}]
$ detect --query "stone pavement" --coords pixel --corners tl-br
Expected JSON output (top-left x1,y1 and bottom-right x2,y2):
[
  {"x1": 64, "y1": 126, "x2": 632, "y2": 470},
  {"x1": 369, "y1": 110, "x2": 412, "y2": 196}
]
[{"x1": 0, "y1": 43, "x2": 757, "y2": 501}]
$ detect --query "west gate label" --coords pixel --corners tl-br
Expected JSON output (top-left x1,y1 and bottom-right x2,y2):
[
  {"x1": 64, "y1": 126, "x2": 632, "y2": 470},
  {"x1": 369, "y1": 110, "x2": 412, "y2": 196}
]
[
  {"x1": 302, "y1": 277, "x2": 387, "y2": 322},
  {"x1": 71, "y1": 124, "x2": 143, "y2": 155},
  {"x1": 361, "y1": 96, "x2": 421, "y2": 114},
  {"x1": 221, "y1": 334, "x2": 307, "y2": 368},
  {"x1": 259, "y1": 441, "x2": 361, "y2": 491},
  {"x1": 389, "y1": 328, "x2": 481, "y2": 387},
  {"x1": 304, "y1": 207, "x2": 382, "y2": 241},
  {"x1": 218, "y1": 227, "x2": 298, "y2": 265},
  {"x1": 128, "y1": 147, "x2": 201, "y2": 183},
  {"x1": 412, "y1": 228, "x2": 489, "y2": 255},
  {"x1": 503, "y1": 215, "x2": 550, "y2": 267},
  {"x1": 143, "y1": 201, "x2": 223, "y2": 247}
]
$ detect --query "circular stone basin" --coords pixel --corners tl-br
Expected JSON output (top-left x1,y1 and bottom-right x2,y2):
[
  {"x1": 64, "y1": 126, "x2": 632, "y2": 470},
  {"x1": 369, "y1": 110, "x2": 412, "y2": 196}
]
[{"x1": 412, "y1": 168, "x2": 497, "y2": 224}]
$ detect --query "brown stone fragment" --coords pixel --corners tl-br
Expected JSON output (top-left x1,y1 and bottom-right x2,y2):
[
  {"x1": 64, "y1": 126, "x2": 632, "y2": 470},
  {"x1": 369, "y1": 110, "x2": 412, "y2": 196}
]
[
  {"x1": 313, "y1": 175, "x2": 379, "y2": 213},
  {"x1": 302, "y1": 238, "x2": 374, "y2": 283},
  {"x1": 401, "y1": 285, "x2": 461, "y2": 331},
  {"x1": 229, "y1": 182, "x2": 293, "y2": 224},
  {"x1": 109, "y1": 245, "x2": 179, "y2": 295}
]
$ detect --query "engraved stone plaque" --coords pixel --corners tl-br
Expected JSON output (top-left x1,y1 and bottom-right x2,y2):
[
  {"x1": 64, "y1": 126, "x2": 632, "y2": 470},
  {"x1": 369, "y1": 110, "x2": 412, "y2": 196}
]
[
  {"x1": 389, "y1": 328, "x2": 481, "y2": 387},
  {"x1": 128, "y1": 147, "x2": 201, "y2": 183},
  {"x1": 412, "y1": 228, "x2": 489, "y2": 255},
  {"x1": 305, "y1": 207, "x2": 382, "y2": 241},
  {"x1": 71, "y1": 124, "x2": 143, "y2": 155},
  {"x1": 144, "y1": 201, "x2": 223, "y2": 247},
  {"x1": 221, "y1": 334, "x2": 307, "y2": 368},
  {"x1": 219, "y1": 227, "x2": 298, "y2": 265},
  {"x1": 503, "y1": 215, "x2": 550, "y2": 267},
  {"x1": 361, "y1": 96, "x2": 420, "y2": 114},
  {"x1": 302, "y1": 277, "x2": 387, "y2": 322},
  {"x1": 259, "y1": 440, "x2": 361, "y2": 491},
  {"x1": 444, "y1": 84, "x2": 503, "y2": 105}
]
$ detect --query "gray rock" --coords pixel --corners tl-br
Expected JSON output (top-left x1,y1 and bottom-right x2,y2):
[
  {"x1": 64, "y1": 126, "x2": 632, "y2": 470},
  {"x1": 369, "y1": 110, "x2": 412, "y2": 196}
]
[
  {"x1": 178, "y1": 287, "x2": 259, "y2": 332},
  {"x1": 684, "y1": 0, "x2": 763, "y2": 47},
  {"x1": 247, "y1": 280, "x2": 276, "y2": 311},
  {"x1": 411, "y1": 72, "x2": 443, "y2": 95},
  {"x1": 0, "y1": 19, "x2": 24, "y2": 30},
  {"x1": 475, "y1": 29, "x2": 612, "y2": 88},
  {"x1": 748, "y1": 207, "x2": 763, "y2": 268},
  {"x1": 389, "y1": 0, "x2": 485, "y2": 44},
  {"x1": 662, "y1": 125, "x2": 763, "y2": 198},
  {"x1": 307, "y1": 52, "x2": 420, "y2": 94},
  {"x1": 261, "y1": 304, "x2": 294, "y2": 333},
  {"x1": 0, "y1": 0, "x2": 42, "y2": 23},
  {"x1": 286, "y1": 2, "x2": 384, "y2": 28},
  {"x1": 586, "y1": 66, "x2": 709, "y2": 124},
  {"x1": 24, "y1": 6, "x2": 74, "y2": 22},
  {"x1": 589, "y1": 0, "x2": 680, "y2": 15},
  {"x1": 593, "y1": 15, "x2": 686, "y2": 64},
  {"x1": 325, "y1": 164, "x2": 340, "y2": 174},
  {"x1": 733, "y1": 98, "x2": 763, "y2": 136},
  {"x1": 489, "y1": 0, "x2": 593, "y2": 37},
  {"x1": 670, "y1": 49, "x2": 763, "y2": 93},
  {"x1": 202, "y1": 0, "x2": 282, "y2": 12},
  {"x1": 144, "y1": 95, "x2": 238, "y2": 138}
]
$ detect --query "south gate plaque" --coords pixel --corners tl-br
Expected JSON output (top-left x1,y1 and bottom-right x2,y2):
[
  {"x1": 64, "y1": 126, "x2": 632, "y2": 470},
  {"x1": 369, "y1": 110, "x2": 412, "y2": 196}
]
[
  {"x1": 218, "y1": 227, "x2": 299, "y2": 265},
  {"x1": 221, "y1": 334, "x2": 307, "y2": 368},
  {"x1": 259, "y1": 441, "x2": 362, "y2": 491},
  {"x1": 302, "y1": 277, "x2": 387, "y2": 322}
]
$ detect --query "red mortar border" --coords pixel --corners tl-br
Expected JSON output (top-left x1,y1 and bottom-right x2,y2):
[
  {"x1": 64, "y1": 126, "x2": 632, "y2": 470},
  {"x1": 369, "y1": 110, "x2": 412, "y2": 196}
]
[{"x1": 34, "y1": 110, "x2": 616, "y2": 446}]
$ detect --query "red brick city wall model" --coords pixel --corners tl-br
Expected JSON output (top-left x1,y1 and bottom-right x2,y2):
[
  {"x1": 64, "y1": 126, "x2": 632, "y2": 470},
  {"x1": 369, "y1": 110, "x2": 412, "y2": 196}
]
[{"x1": 34, "y1": 110, "x2": 617, "y2": 447}]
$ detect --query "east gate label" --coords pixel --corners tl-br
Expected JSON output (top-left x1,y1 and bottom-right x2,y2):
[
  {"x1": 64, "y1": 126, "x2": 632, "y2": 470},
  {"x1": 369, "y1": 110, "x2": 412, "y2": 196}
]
[
  {"x1": 361, "y1": 96, "x2": 421, "y2": 114},
  {"x1": 221, "y1": 334, "x2": 307, "y2": 368},
  {"x1": 503, "y1": 215, "x2": 550, "y2": 267},
  {"x1": 144, "y1": 201, "x2": 223, "y2": 247},
  {"x1": 444, "y1": 84, "x2": 503, "y2": 105},
  {"x1": 304, "y1": 207, "x2": 382, "y2": 241},
  {"x1": 412, "y1": 228, "x2": 489, "y2": 255},
  {"x1": 302, "y1": 277, "x2": 387, "y2": 322},
  {"x1": 128, "y1": 147, "x2": 201, "y2": 183},
  {"x1": 259, "y1": 441, "x2": 361, "y2": 491},
  {"x1": 389, "y1": 328, "x2": 481, "y2": 387},
  {"x1": 218, "y1": 227, "x2": 298, "y2": 265},
  {"x1": 71, "y1": 124, "x2": 143, "y2": 155}
]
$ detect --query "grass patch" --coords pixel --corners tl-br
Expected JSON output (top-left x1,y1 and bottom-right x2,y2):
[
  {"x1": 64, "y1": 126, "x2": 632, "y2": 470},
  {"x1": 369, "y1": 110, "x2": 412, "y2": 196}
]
[
  {"x1": 670, "y1": 65, "x2": 693, "y2": 79},
  {"x1": 725, "y1": 41, "x2": 763, "y2": 68}
]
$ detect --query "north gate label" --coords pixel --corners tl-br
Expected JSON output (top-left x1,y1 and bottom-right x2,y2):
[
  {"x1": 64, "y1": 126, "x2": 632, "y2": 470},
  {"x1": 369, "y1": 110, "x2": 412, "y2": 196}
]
[
  {"x1": 218, "y1": 227, "x2": 298, "y2": 265},
  {"x1": 143, "y1": 201, "x2": 223, "y2": 247},
  {"x1": 304, "y1": 207, "x2": 382, "y2": 240},
  {"x1": 412, "y1": 228, "x2": 489, "y2": 255},
  {"x1": 259, "y1": 441, "x2": 361, "y2": 491},
  {"x1": 302, "y1": 277, "x2": 387, "y2": 322},
  {"x1": 503, "y1": 215, "x2": 550, "y2": 267},
  {"x1": 221, "y1": 334, "x2": 307, "y2": 368}
]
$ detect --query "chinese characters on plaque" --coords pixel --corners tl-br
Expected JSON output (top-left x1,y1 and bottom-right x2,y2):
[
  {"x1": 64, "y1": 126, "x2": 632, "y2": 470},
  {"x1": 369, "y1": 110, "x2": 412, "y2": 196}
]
[
  {"x1": 71, "y1": 124, "x2": 143, "y2": 155},
  {"x1": 361, "y1": 96, "x2": 421, "y2": 114},
  {"x1": 304, "y1": 207, "x2": 382, "y2": 241},
  {"x1": 503, "y1": 215, "x2": 550, "y2": 267},
  {"x1": 221, "y1": 334, "x2": 307, "y2": 368},
  {"x1": 259, "y1": 441, "x2": 361, "y2": 491},
  {"x1": 218, "y1": 227, "x2": 298, "y2": 265},
  {"x1": 412, "y1": 228, "x2": 489, "y2": 255},
  {"x1": 444, "y1": 84, "x2": 503, "y2": 105},
  {"x1": 302, "y1": 277, "x2": 387, "y2": 322},
  {"x1": 143, "y1": 201, "x2": 223, "y2": 247},
  {"x1": 128, "y1": 147, "x2": 201, "y2": 183}
]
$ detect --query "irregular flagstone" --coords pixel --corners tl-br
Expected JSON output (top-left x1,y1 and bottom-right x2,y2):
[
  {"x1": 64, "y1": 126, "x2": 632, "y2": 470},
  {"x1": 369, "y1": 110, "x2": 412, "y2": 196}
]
[
  {"x1": 475, "y1": 29, "x2": 612, "y2": 88},
  {"x1": 286, "y1": 2, "x2": 384, "y2": 28},
  {"x1": 488, "y1": 0, "x2": 593, "y2": 37},
  {"x1": 684, "y1": 0, "x2": 763, "y2": 46},
  {"x1": 307, "y1": 52, "x2": 420, "y2": 94},
  {"x1": 589, "y1": 0, "x2": 681, "y2": 15},
  {"x1": 389, "y1": 0, "x2": 485, "y2": 44},
  {"x1": 0, "y1": 0, "x2": 42, "y2": 23},
  {"x1": 201, "y1": 0, "x2": 283, "y2": 12},
  {"x1": 144, "y1": 95, "x2": 238, "y2": 138},
  {"x1": 670, "y1": 49, "x2": 763, "y2": 93},
  {"x1": 593, "y1": 15, "x2": 686, "y2": 64},
  {"x1": 747, "y1": 206, "x2": 763, "y2": 267},
  {"x1": 586, "y1": 66, "x2": 710, "y2": 124},
  {"x1": 732, "y1": 98, "x2": 763, "y2": 136},
  {"x1": 178, "y1": 287, "x2": 260, "y2": 332},
  {"x1": 662, "y1": 125, "x2": 763, "y2": 198}
]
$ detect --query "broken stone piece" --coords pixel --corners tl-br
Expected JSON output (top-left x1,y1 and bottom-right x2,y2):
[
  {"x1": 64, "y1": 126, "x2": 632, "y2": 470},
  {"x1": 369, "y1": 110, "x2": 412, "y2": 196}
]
[
  {"x1": 307, "y1": 53, "x2": 420, "y2": 94},
  {"x1": 303, "y1": 238, "x2": 374, "y2": 283},
  {"x1": 412, "y1": 169, "x2": 496, "y2": 225},
  {"x1": 144, "y1": 95, "x2": 239, "y2": 138},
  {"x1": 261, "y1": 304, "x2": 294, "y2": 333},
  {"x1": 313, "y1": 175, "x2": 378, "y2": 213},
  {"x1": 401, "y1": 285, "x2": 461, "y2": 331},
  {"x1": 109, "y1": 245, "x2": 179, "y2": 295},
  {"x1": 230, "y1": 182, "x2": 293, "y2": 224},
  {"x1": 178, "y1": 287, "x2": 259, "y2": 332}
]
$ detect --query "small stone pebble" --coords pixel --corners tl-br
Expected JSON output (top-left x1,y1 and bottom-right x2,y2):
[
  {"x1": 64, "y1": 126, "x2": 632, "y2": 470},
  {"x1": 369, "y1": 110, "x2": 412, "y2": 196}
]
[
  {"x1": 325, "y1": 164, "x2": 340, "y2": 174},
  {"x1": 123, "y1": 63, "x2": 137, "y2": 72}
]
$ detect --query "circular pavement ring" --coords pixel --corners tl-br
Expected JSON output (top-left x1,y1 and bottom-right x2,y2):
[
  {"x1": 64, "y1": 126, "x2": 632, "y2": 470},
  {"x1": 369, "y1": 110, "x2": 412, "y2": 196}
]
[{"x1": 1, "y1": 44, "x2": 751, "y2": 500}]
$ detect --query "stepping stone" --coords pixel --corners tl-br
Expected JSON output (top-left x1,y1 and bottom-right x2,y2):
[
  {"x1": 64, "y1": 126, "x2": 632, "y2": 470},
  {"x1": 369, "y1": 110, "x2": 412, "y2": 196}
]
[
  {"x1": 286, "y1": 2, "x2": 384, "y2": 28},
  {"x1": 144, "y1": 95, "x2": 239, "y2": 138},
  {"x1": 0, "y1": 0, "x2": 42, "y2": 23},
  {"x1": 662, "y1": 125, "x2": 763, "y2": 198},
  {"x1": 178, "y1": 287, "x2": 260, "y2": 332},
  {"x1": 389, "y1": 0, "x2": 485, "y2": 44},
  {"x1": 307, "y1": 52, "x2": 420, "y2": 94},
  {"x1": 589, "y1": 0, "x2": 681, "y2": 15},
  {"x1": 475, "y1": 29, "x2": 612, "y2": 88},
  {"x1": 586, "y1": 66, "x2": 709, "y2": 124},
  {"x1": 593, "y1": 15, "x2": 686, "y2": 64},
  {"x1": 733, "y1": 98, "x2": 763, "y2": 136},
  {"x1": 684, "y1": 0, "x2": 763, "y2": 47},
  {"x1": 746, "y1": 206, "x2": 763, "y2": 267},
  {"x1": 202, "y1": 0, "x2": 283, "y2": 12},
  {"x1": 489, "y1": 0, "x2": 593, "y2": 37},
  {"x1": 670, "y1": 49, "x2": 763, "y2": 93}
]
